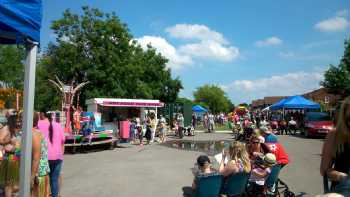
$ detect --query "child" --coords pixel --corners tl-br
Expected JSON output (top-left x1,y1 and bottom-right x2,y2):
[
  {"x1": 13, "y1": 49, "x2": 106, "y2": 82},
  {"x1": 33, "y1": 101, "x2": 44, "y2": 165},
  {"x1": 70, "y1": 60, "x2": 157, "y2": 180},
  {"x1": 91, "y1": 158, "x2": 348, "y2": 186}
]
[
  {"x1": 158, "y1": 116, "x2": 166, "y2": 143},
  {"x1": 248, "y1": 153, "x2": 276, "y2": 195},
  {"x1": 0, "y1": 125, "x2": 21, "y2": 197},
  {"x1": 129, "y1": 119, "x2": 136, "y2": 144}
]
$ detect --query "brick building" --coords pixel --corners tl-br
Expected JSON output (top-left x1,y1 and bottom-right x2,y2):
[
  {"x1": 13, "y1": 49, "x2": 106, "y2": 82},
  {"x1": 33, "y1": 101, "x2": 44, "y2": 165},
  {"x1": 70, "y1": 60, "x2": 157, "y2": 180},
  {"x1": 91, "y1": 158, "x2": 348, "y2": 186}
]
[
  {"x1": 250, "y1": 88, "x2": 342, "y2": 111},
  {"x1": 251, "y1": 96, "x2": 286, "y2": 110},
  {"x1": 303, "y1": 88, "x2": 342, "y2": 111}
]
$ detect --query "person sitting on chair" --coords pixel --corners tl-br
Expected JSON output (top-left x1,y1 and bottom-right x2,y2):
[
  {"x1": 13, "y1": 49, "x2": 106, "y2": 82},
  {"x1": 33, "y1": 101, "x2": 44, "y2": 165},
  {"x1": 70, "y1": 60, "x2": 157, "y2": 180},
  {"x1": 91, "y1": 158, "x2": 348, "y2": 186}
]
[
  {"x1": 219, "y1": 141, "x2": 251, "y2": 194},
  {"x1": 261, "y1": 126, "x2": 278, "y2": 143},
  {"x1": 192, "y1": 155, "x2": 218, "y2": 190},
  {"x1": 219, "y1": 141, "x2": 251, "y2": 177}
]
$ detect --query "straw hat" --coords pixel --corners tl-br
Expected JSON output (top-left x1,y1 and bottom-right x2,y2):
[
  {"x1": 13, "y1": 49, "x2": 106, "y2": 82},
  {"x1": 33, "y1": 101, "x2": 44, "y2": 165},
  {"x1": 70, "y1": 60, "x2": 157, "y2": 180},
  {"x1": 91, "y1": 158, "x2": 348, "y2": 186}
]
[{"x1": 264, "y1": 153, "x2": 277, "y2": 166}]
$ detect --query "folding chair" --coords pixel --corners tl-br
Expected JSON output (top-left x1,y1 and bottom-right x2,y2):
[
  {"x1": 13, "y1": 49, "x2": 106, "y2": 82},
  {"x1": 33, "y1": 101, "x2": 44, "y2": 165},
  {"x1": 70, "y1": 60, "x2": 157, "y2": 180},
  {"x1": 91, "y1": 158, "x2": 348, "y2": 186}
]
[
  {"x1": 222, "y1": 172, "x2": 249, "y2": 197},
  {"x1": 195, "y1": 173, "x2": 223, "y2": 197}
]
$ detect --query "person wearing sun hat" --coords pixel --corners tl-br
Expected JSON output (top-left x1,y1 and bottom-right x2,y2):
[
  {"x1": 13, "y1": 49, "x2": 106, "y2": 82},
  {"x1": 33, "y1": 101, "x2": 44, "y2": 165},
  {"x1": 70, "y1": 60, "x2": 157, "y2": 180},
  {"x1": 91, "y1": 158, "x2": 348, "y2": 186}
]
[
  {"x1": 261, "y1": 126, "x2": 278, "y2": 143},
  {"x1": 262, "y1": 125, "x2": 290, "y2": 167},
  {"x1": 264, "y1": 153, "x2": 277, "y2": 166}
]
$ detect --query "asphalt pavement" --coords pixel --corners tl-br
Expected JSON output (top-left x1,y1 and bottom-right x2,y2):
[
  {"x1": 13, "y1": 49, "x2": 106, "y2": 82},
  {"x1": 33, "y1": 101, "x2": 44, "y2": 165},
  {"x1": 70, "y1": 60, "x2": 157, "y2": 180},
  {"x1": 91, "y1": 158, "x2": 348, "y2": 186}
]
[{"x1": 61, "y1": 132, "x2": 325, "y2": 197}]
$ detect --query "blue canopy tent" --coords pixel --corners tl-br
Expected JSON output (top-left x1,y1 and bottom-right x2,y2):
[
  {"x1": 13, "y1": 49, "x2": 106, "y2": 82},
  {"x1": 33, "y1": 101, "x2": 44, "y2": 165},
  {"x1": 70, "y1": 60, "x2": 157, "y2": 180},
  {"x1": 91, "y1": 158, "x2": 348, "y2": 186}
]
[
  {"x1": 270, "y1": 95, "x2": 320, "y2": 110},
  {"x1": 192, "y1": 104, "x2": 208, "y2": 112},
  {"x1": 269, "y1": 98, "x2": 287, "y2": 110},
  {"x1": 0, "y1": 1, "x2": 42, "y2": 196}
]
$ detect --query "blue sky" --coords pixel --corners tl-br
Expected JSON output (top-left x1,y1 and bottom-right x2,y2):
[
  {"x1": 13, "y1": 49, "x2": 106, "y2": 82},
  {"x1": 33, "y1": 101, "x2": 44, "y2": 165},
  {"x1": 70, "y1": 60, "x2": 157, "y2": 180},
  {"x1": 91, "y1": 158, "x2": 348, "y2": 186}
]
[{"x1": 41, "y1": 0, "x2": 350, "y2": 104}]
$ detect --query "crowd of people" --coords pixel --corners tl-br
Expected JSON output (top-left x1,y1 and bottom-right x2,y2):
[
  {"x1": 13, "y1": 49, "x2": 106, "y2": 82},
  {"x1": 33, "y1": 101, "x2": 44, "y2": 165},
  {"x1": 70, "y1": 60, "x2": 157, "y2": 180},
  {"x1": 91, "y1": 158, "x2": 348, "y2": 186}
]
[
  {"x1": 0, "y1": 111, "x2": 65, "y2": 197},
  {"x1": 191, "y1": 124, "x2": 290, "y2": 196},
  {"x1": 0, "y1": 96, "x2": 349, "y2": 196},
  {"x1": 128, "y1": 112, "x2": 168, "y2": 145},
  {"x1": 190, "y1": 97, "x2": 350, "y2": 196}
]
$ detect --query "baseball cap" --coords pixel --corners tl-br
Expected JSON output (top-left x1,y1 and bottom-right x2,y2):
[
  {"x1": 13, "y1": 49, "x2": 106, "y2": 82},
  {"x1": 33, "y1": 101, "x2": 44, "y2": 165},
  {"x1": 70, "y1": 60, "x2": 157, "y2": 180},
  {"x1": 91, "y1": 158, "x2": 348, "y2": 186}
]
[{"x1": 260, "y1": 126, "x2": 271, "y2": 134}]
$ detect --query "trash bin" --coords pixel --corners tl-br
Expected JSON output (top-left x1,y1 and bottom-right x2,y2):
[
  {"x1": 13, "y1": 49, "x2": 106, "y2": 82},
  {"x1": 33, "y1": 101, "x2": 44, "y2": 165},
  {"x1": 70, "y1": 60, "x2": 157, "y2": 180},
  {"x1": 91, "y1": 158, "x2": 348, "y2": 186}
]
[{"x1": 119, "y1": 121, "x2": 130, "y2": 139}]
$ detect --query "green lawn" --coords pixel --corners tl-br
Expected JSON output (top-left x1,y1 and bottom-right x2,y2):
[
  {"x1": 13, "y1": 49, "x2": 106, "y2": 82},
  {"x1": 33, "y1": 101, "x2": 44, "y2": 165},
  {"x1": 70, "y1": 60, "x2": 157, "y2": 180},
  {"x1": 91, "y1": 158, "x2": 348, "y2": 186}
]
[{"x1": 196, "y1": 123, "x2": 231, "y2": 131}]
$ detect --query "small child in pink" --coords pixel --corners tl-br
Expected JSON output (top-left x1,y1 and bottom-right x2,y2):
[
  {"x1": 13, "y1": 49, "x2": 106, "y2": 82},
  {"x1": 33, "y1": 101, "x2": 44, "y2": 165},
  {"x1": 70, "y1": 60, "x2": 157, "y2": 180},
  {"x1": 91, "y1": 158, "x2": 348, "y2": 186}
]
[{"x1": 248, "y1": 153, "x2": 276, "y2": 194}]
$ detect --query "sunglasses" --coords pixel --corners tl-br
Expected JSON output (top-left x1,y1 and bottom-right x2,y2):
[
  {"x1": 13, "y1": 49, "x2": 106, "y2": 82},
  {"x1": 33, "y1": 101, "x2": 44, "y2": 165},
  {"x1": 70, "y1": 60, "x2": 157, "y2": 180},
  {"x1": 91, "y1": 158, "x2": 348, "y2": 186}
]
[{"x1": 251, "y1": 141, "x2": 260, "y2": 144}]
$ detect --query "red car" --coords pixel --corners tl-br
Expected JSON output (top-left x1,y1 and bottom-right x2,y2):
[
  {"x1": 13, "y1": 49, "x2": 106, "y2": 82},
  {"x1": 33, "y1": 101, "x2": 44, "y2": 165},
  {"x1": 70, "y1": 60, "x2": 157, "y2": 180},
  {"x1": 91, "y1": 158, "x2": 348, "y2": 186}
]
[{"x1": 302, "y1": 112, "x2": 334, "y2": 138}]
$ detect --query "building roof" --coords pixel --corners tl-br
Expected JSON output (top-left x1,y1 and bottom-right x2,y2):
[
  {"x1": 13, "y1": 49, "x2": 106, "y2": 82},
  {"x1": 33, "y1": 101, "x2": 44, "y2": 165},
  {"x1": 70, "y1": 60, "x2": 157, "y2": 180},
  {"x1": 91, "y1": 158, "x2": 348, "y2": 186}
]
[{"x1": 263, "y1": 96, "x2": 287, "y2": 105}]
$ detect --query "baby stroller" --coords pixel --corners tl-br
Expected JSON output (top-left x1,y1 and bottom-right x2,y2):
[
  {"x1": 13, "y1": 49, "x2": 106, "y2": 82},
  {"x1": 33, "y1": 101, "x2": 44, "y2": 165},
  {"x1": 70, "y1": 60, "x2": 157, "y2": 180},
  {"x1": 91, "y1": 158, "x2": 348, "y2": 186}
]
[
  {"x1": 265, "y1": 165, "x2": 295, "y2": 197},
  {"x1": 246, "y1": 155, "x2": 295, "y2": 197}
]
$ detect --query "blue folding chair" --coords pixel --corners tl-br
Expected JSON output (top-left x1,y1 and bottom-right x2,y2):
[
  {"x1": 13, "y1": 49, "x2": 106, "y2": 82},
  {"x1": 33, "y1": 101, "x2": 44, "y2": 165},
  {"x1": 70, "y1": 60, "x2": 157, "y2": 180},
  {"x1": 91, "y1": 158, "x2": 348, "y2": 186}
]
[
  {"x1": 195, "y1": 173, "x2": 223, "y2": 197},
  {"x1": 222, "y1": 172, "x2": 250, "y2": 197}
]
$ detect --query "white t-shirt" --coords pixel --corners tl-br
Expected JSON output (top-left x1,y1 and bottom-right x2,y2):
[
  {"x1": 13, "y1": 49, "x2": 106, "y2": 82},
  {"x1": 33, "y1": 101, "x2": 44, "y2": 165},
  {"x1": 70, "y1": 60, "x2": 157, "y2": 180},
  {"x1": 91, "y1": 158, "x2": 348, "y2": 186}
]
[
  {"x1": 208, "y1": 114, "x2": 214, "y2": 123},
  {"x1": 260, "y1": 120, "x2": 268, "y2": 127},
  {"x1": 249, "y1": 167, "x2": 271, "y2": 185},
  {"x1": 288, "y1": 120, "x2": 297, "y2": 125}
]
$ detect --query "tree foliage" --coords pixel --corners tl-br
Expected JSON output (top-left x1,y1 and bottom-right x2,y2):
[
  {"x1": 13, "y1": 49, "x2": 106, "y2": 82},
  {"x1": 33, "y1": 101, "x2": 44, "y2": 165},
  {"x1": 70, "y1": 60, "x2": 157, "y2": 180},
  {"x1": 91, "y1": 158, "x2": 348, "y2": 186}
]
[
  {"x1": 176, "y1": 97, "x2": 194, "y2": 106},
  {"x1": 0, "y1": 45, "x2": 25, "y2": 89},
  {"x1": 193, "y1": 84, "x2": 233, "y2": 113},
  {"x1": 322, "y1": 39, "x2": 350, "y2": 98},
  {"x1": 35, "y1": 7, "x2": 182, "y2": 110}
]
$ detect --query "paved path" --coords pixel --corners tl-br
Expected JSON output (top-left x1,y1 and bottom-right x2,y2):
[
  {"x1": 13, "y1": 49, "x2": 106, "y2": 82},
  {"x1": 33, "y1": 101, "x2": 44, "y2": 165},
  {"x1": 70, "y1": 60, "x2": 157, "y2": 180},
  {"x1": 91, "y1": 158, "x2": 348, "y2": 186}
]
[{"x1": 61, "y1": 132, "x2": 324, "y2": 197}]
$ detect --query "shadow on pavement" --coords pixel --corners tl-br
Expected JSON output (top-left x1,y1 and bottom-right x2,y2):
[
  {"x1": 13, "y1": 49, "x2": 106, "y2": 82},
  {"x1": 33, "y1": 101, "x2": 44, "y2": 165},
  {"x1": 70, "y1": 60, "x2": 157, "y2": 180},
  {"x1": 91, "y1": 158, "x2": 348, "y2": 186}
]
[
  {"x1": 295, "y1": 191, "x2": 308, "y2": 197},
  {"x1": 278, "y1": 131, "x2": 325, "y2": 141},
  {"x1": 182, "y1": 186, "x2": 193, "y2": 197}
]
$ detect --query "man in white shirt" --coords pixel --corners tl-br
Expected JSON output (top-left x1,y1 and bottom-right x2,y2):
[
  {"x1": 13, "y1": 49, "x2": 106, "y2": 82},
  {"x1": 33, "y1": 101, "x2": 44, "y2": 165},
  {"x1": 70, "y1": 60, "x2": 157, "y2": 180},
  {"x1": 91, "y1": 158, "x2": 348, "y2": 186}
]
[
  {"x1": 288, "y1": 117, "x2": 297, "y2": 135},
  {"x1": 208, "y1": 113, "x2": 215, "y2": 133}
]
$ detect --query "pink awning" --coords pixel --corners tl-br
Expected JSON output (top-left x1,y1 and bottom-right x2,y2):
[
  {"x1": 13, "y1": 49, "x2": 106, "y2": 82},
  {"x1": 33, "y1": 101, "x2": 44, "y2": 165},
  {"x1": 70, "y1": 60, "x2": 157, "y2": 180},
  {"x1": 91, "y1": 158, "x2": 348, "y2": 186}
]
[{"x1": 101, "y1": 101, "x2": 164, "y2": 107}]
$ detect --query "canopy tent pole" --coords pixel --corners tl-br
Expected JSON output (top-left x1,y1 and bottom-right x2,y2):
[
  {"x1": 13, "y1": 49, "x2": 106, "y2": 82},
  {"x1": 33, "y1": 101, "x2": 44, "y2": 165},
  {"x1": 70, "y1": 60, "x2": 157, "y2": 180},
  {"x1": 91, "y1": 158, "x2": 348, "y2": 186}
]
[
  {"x1": 19, "y1": 43, "x2": 38, "y2": 197},
  {"x1": 155, "y1": 107, "x2": 158, "y2": 125}
]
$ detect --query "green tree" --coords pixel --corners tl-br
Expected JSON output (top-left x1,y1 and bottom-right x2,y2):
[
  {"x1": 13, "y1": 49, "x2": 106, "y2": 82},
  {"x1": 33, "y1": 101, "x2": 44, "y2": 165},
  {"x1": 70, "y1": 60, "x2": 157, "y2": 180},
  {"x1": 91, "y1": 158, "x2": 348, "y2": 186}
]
[
  {"x1": 322, "y1": 39, "x2": 350, "y2": 98},
  {"x1": 35, "y1": 7, "x2": 182, "y2": 110},
  {"x1": 176, "y1": 97, "x2": 194, "y2": 106},
  {"x1": 193, "y1": 84, "x2": 232, "y2": 113},
  {"x1": 0, "y1": 45, "x2": 25, "y2": 89}
]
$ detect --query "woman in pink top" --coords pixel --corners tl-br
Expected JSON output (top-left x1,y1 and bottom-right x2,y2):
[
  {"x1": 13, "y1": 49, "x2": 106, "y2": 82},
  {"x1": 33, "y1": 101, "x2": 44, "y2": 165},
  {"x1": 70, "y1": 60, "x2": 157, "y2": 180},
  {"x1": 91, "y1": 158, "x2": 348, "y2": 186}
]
[{"x1": 37, "y1": 112, "x2": 65, "y2": 197}]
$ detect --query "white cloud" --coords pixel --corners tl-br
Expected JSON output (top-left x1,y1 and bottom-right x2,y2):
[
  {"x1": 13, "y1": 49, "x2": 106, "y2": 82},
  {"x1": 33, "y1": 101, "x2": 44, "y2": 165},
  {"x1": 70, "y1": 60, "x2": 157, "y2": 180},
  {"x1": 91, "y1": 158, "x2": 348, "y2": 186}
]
[
  {"x1": 302, "y1": 40, "x2": 337, "y2": 49},
  {"x1": 179, "y1": 40, "x2": 240, "y2": 62},
  {"x1": 278, "y1": 51, "x2": 333, "y2": 61},
  {"x1": 315, "y1": 16, "x2": 349, "y2": 32},
  {"x1": 166, "y1": 24, "x2": 227, "y2": 44},
  {"x1": 165, "y1": 24, "x2": 240, "y2": 62},
  {"x1": 135, "y1": 36, "x2": 193, "y2": 70},
  {"x1": 135, "y1": 24, "x2": 240, "y2": 70},
  {"x1": 222, "y1": 71, "x2": 324, "y2": 103},
  {"x1": 255, "y1": 37, "x2": 283, "y2": 47},
  {"x1": 336, "y1": 9, "x2": 349, "y2": 17},
  {"x1": 278, "y1": 52, "x2": 295, "y2": 58}
]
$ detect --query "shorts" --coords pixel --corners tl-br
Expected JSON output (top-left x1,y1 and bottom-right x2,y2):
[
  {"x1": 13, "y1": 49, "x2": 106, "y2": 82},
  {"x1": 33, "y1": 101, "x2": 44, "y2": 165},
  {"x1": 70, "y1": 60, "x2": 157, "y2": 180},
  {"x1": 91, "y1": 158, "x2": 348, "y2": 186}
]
[{"x1": 159, "y1": 128, "x2": 165, "y2": 134}]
